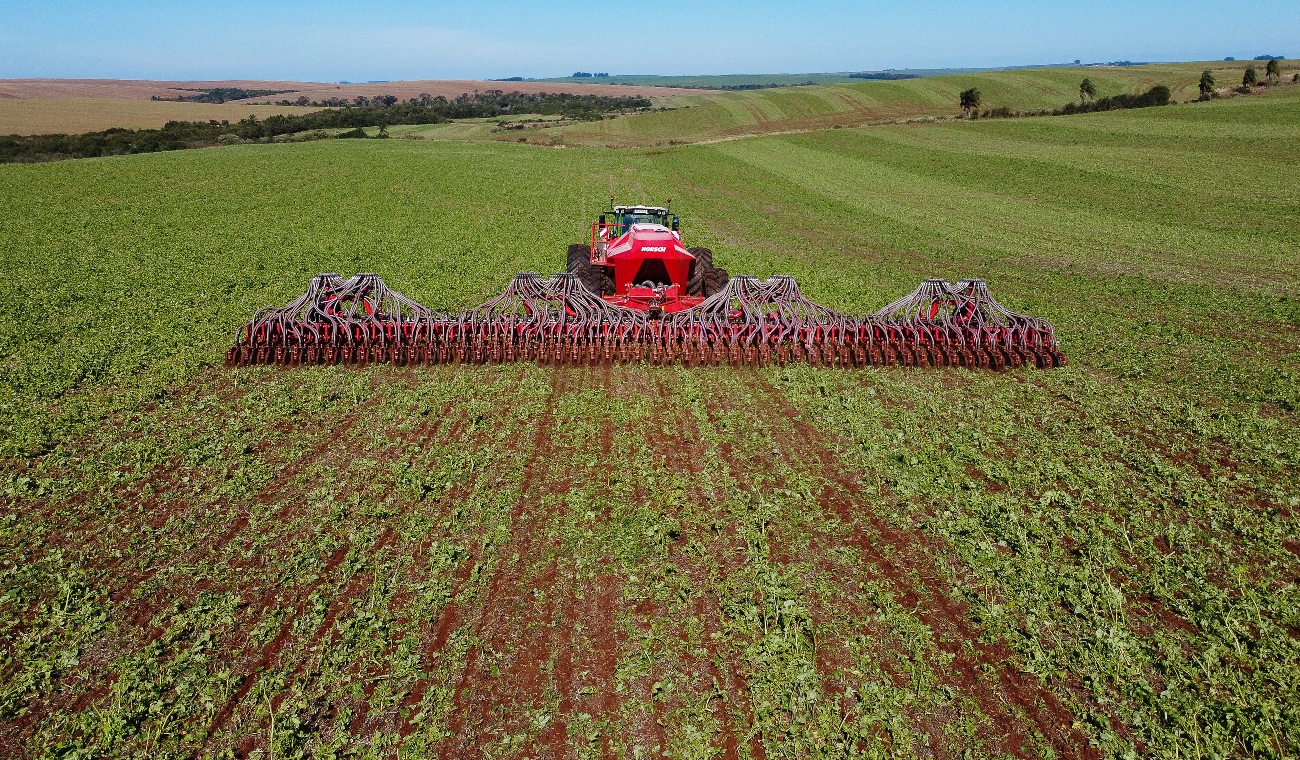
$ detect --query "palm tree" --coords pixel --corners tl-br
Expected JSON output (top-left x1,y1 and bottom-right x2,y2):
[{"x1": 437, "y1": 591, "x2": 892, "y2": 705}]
[
  {"x1": 1079, "y1": 78, "x2": 1097, "y2": 104},
  {"x1": 1198, "y1": 69, "x2": 1216, "y2": 98},
  {"x1": 1266, "y1": 58, "x2": 1282, "y2": 84},
  {"x1": 1243, "y1": 66, "x2": 1258, "y2": 87},
  {"x1": 959, "y1": 88, "x2": 982, "y2": 117}
]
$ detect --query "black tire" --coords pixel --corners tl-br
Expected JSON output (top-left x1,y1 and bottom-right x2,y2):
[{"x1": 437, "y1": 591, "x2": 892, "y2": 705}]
[
  {"x1": 703, "y1": 268, "x2": 729, "y2": 297},
  {"x1": 566, "y1": 243, "x2": 613, "y2": 295},
  {"x1": 687, "y1": 247, "x2": 713, "y2": 296},
  {"x1": 567, "y1": 244, "x2": 591, "y2": 274}
]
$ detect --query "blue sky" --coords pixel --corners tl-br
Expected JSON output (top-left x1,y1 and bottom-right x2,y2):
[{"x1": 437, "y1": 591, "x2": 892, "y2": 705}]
[{"x1": 2, "y1": 0, "x2": 1294, "y2": 81}]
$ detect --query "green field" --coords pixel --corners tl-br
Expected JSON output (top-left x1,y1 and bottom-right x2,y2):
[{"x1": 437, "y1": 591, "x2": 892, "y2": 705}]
[
  {"x1": 1, "y1": 74, "x2": 1297, "y2": 758},
  {"x1": 542, "y1": 61, "x2": 1300, "y2": 146}
]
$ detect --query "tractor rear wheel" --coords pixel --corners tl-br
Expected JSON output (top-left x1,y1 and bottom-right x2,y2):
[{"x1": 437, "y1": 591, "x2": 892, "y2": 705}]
[
  {"x1": 687, "y1": 248, "x2": 714, "y2": 296},
  {"x1": 703, "y1": 268, "x2": 729, "y2": 297},
  {"x1": 567, "y1": 244, "x2": 589, "y2": 273},
  {"x1": 567, "y1": 243, "x2": 613, "y2": 295}
]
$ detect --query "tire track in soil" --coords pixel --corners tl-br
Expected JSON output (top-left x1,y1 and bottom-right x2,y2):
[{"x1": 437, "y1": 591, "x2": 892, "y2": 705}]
[
  {"x1": 383, "y1": 370, "x2": 542, "y2": 741},
  {"x1": 616, "y1": 371, "x2": 689, "y2": 758},
  {"x1": 647, "y1": 374, "x2": 761, "y2": 760},
  {"x1": 433, "y1": 368, "x2": 581, "y2": 759},
  {"x1": 0, "y1": 374, "x2": 400, "y2": 744},
  {"x1": 743, "y1": 102, "x2": 772, "y2": 126},
  {"x1": 213, "y1": 371, "x2": 528, "y2": 754},
  {"x1": 743, "y1": 373, "x2": 1099, "y2": 759},
  {"x1": 427, "y1": 366, "x2": 639, "y2": 760},
  {"x1": 591, "y1": 372, "x2": 672, "y2": 759},
  {"x1": 697, "y1": 377, "x2": 971, "y2": 757},
  {"x1": 522, "y1": 385, "x2": 620, "y2": 760}
]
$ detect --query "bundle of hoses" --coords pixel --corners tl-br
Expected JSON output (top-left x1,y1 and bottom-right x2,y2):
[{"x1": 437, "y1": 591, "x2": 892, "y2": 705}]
[{"x1": 226, "y1": 273, "x2": 1066, "y2": 370}]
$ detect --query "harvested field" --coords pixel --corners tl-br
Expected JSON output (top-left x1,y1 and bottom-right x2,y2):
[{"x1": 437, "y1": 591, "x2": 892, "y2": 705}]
[
  {"x1": 0, "y1": 99, "x2": 323, "y2": 137},
  {"x1": 0, "y1": 79, "x2": 321, "y2": 101},
  {"x1": 0, "y1": 74, "x2": 1297, "y2": 758}
]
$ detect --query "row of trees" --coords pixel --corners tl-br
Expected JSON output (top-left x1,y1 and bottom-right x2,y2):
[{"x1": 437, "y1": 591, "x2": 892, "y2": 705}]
[
  {"x1": 958, "y1": 81, "x2": 1170, "y2": 118},
  {"x1": 151, "y1": 88, "x2": 296, "y2": 104},
  {"x1": 1201, "y1": 59, "x2": 1286, "y2": 96},
  {"x1": 267, "y1": 91, "x2": 650, "y2": 119},
  {"x1": 965, "y1": 61, "x2": 1291, "y2": 117}
]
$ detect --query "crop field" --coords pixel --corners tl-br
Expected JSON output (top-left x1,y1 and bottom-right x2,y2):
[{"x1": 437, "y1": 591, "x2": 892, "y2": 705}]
[
  {"x1": 0, "y1": 79, "x2": 701, "y2": 137},
  {"x1": 0, "y1": 99, "x2": 326, "y2": 138},
  {"x1": 0, "y1": 78, "x2": 1298, "y2": 759},
  {"x1": 550, "y1": 61, "x2": 1300, "y2": 147}
]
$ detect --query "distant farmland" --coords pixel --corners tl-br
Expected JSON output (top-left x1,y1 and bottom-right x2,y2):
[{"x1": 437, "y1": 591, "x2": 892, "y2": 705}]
[
  {"x1": 0, "y1": 78, "x2": 706, "y2": 135},
  {"x1": 548, "y1": 60, "x2": 1300, "y2": 146},
  {"x1": 0, "y1": 69, "x2": 1297, "y2": 758},
  {"x1": 0, "y1": 99, "x2": 328, "y2": 137}
]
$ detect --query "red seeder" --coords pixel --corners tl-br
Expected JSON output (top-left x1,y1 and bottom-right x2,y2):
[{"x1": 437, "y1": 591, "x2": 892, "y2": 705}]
[{"x1": 227, "y1": 272, "x2": 1065, "y2": 370}]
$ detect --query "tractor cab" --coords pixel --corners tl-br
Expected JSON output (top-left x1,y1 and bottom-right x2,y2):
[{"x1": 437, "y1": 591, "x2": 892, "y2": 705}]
[
  {"x1": 595, "y1": 205, "x2": 680, "y2": 253},
  {"x1": 607, "y1": 206, "x2": 678, "y2": 236}
]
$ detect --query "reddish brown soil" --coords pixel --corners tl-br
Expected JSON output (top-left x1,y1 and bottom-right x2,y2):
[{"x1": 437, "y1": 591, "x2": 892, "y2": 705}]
[
  {"x1": 428, "y1": 370, "x2": 635, "y2": 758},
  {"x1": 646, "y1": 377, "x2": 765, "y2": 759},
  {"x1": 0, "y1": 78, "x2": 708, "y2": 103}
]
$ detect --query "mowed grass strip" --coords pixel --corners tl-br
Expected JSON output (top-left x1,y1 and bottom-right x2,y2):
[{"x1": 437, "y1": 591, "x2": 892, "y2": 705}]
[{"x1": 0, "y1": 87, "x2": 1297, "y2": 757}]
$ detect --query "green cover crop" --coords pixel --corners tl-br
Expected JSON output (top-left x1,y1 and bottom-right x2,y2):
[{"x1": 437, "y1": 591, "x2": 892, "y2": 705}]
[{"x1": 0, "y1": 83, "x2": 1297, "y2": 758}]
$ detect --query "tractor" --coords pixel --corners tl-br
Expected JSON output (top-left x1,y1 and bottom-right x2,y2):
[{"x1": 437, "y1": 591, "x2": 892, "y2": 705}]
[{"x1": 567, "y1": 198, "x2": 729, "y2": 315}]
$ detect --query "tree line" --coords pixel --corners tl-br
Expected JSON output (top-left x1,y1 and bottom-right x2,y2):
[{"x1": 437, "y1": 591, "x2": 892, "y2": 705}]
[
  {"x1": 957, "y1": 60, "x2": 1296, "y2": 121},
  {"x1": 269, "y1": 91, "x2": 650, "y2": 119},
  {"x1": 1199, "y1": 59, "x2": 1289, "y2": 98},
  {"x1": 0, "y1": 91, "x2": 654, "y2": 163},
  {"x1": 151, "y1": 88, "x2": 297, "y2": 104},
  {"x1": 958, "y1": 83, "x2": 1171, "y2": 118}
]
